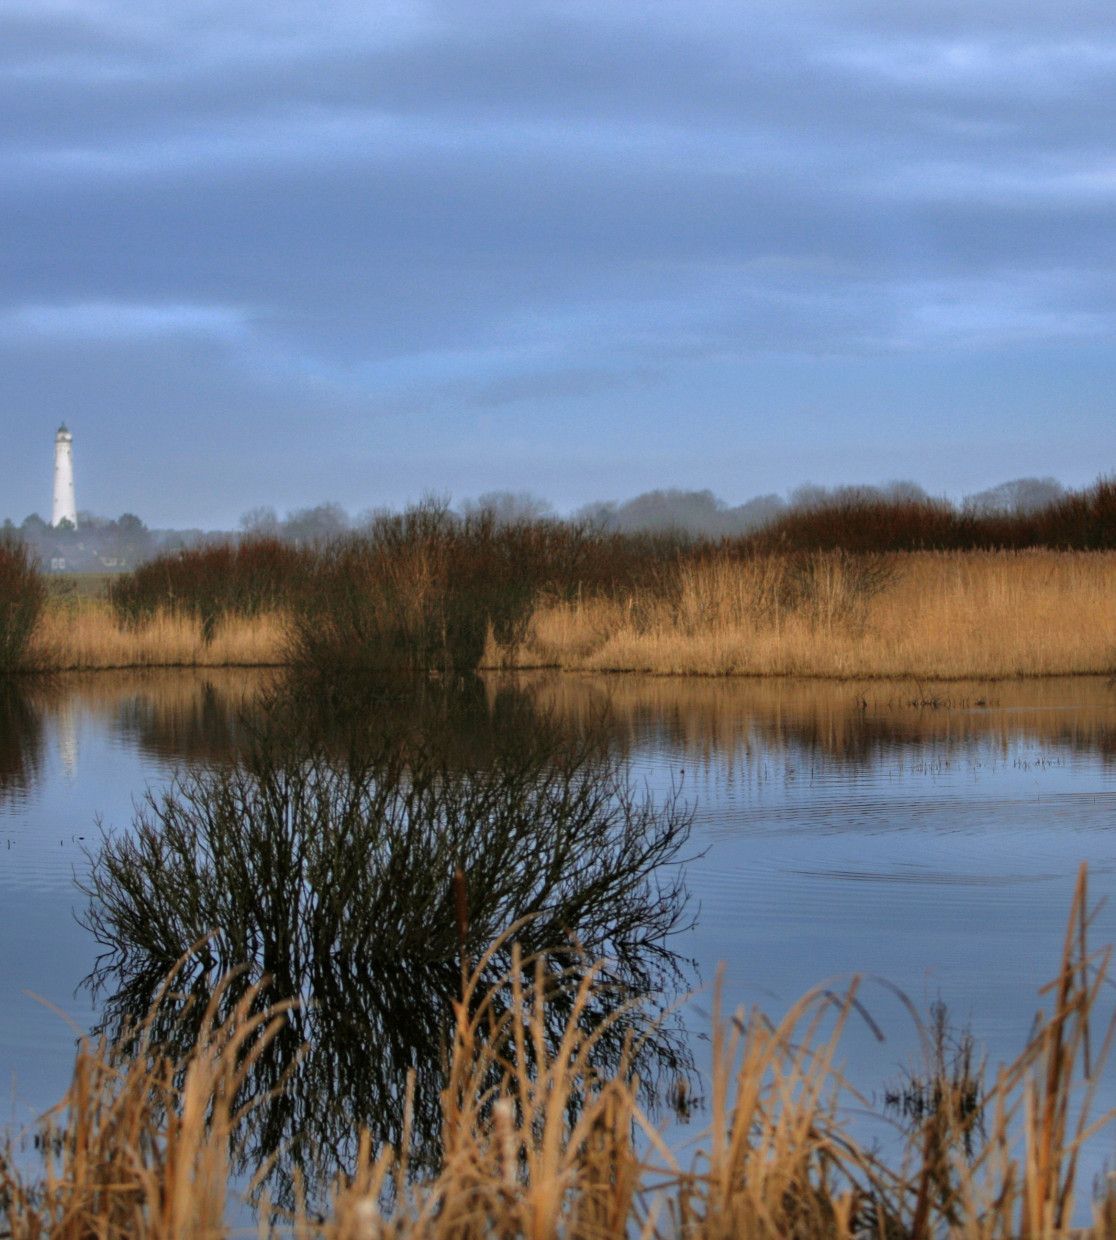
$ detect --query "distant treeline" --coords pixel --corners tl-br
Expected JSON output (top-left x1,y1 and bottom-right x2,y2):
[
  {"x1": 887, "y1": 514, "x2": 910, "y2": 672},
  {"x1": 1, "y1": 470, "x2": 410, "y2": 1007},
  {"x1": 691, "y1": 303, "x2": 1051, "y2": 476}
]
[
  {"x1": 234, "y1": 473, "x2": 1114, "y2": 553},
  {"x1": 233, "y1": 475, "x2": 1076, "y2": 544},
  {"x1": 3, "y1": 511, "x2": 220, "y2": 574},
  {"x1": 747, "y1": 476, "x2": 1116, "y2": 553},
  {"x1": 3, "y1": 474, "x2": 1112, "y2": 675},
  {"x1": 100, "y1": 477, "x2": 1115, "y2": 675},
  {"x1": 0, "y1": 473, "x2": 1092, "y2": 562}
]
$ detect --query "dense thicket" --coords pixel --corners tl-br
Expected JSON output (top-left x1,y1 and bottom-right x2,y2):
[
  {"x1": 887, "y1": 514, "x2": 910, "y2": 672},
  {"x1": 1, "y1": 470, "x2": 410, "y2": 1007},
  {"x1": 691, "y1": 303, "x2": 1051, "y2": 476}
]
[
  {"x1": 288, "y1": 506, "x2": 681, "y2": 673},
  {"x1": 109, "y1": 538, "x2": 312, "y2": 638},
  {"x1": 0, "y1": 539, "x2": 46, "y2": 673},
  {"x1": 748, "y1": 477, "x2": 1116, "y2": 553},
  {"x1": 101, "y1": 478, "x2": 1116, "y2": 672}
]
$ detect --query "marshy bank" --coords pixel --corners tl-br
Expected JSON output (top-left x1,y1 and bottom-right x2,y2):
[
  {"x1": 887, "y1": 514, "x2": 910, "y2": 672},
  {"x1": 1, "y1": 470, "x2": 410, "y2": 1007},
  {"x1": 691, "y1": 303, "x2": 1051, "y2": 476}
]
[
  {"x1": 507, "y1": 548, "x2": 1116, "y2": 678},
  {"x1": 16, "y1": 547, "x2": 1116, "y2": 680},
  {"x1": 3, "y1": 485, "x2": 1116, "y2": 678}
]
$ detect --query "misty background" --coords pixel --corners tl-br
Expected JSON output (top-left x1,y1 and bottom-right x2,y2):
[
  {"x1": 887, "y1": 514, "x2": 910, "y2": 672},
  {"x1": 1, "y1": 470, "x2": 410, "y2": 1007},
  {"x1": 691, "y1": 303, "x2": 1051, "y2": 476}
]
[{"x1": 5, "y1": 474, "x2": 1072, "y2": 572}]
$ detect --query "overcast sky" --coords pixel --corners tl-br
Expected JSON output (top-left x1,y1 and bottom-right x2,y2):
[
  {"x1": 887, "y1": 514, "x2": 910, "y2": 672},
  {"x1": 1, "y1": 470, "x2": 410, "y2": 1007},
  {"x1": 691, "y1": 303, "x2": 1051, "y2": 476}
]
[{"x1": 2, "y1": 0, "x2": 1114, "y2": 526}]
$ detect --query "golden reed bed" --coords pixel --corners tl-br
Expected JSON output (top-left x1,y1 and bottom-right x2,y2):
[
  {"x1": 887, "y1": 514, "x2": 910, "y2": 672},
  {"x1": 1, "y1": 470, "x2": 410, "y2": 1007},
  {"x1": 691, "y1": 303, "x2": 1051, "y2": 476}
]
[
  {"x1": 28, "y1": 602, "x2": 290, "y2": 670},
  {"x1": 28, "y1": 550, "x2": 1116, "y2": 678},
  {"x1": 500, "y1": 550, "x2": 1116, "y2": 679},
  {"x1": 2, "y1": 871, "x2": 1113, "y2": 1238}
]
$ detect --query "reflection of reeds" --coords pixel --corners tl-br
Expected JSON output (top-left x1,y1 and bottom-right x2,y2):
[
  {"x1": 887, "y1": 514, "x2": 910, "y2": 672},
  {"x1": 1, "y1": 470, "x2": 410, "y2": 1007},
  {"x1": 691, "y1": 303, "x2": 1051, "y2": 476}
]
[
  {"x1": 0, "y1": 680, "x2": 46, "y2": 804},
  {"x1": 4, "y1": 869, "x2": 1114, "y2": 1236},
  {"x1": 507, "y1": 670, "x2": 1116, "y2": 768},
  {"x1": 10, "y1": 667, "x2": 1115, "y2": 795}
]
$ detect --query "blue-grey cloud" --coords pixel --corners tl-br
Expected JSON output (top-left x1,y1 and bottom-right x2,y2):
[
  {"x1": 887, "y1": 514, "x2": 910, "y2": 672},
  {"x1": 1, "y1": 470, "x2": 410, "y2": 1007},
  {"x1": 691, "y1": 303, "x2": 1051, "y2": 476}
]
[
  {"x1": 0, "y1": 300, "x2": 251, "y2": 340},
  {"x1": 1, "y1": 0, "x2": 1113, "y2": 524}
]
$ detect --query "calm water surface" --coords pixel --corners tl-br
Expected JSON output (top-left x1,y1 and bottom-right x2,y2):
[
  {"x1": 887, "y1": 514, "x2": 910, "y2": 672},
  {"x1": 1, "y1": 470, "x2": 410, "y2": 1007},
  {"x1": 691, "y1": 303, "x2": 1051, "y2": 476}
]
[{"x1": 2, "y1": 670, "x2": 1115, "y2": 1190}]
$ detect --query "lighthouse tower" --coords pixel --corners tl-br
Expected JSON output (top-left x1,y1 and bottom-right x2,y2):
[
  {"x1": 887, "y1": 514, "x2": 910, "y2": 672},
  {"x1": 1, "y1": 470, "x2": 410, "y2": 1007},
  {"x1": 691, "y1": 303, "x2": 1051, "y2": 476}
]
[{"x1": 52, "y1": 424, "x2": 77, "y2": 528}]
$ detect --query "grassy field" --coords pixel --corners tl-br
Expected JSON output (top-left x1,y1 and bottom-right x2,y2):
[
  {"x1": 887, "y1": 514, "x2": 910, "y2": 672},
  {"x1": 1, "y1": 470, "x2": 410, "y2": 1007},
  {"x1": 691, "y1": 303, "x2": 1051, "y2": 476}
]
[
  {"x1": 46, "y1": 571, "x2": 115, "y2": 601},
  {"x1": 2, "y1": 869, "x2": 1113, "y2": 1237},
  {"x1": 20, "y1": 550, "x2": 1116, "y2": 678}
]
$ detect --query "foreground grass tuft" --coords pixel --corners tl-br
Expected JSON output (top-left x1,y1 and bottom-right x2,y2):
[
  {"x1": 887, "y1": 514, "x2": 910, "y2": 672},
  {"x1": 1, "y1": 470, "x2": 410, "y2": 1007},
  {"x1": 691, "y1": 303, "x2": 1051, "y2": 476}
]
[{"x1": 3, "y1": 867, "x2": 1114, "y2": 1237}]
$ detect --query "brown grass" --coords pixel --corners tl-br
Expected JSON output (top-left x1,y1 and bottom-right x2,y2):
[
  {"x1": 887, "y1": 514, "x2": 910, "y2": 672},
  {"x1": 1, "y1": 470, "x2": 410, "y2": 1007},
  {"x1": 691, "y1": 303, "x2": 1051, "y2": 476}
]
[
  {"x1": 28, "y1": 600, "x2": 288, "y2": 671},
  {"x1": 500, "y1": 550, "x2": 1116, "y2": 679},
  {"x1": 24, "y1": 550, "x2": 1116, "y2": 679},
  {"x1": 0, "y1": 973, "x2": 289, "y2": 1239},
  {"x1": 3, "y1": 871, "x2": 1114, "y2": 1238}
]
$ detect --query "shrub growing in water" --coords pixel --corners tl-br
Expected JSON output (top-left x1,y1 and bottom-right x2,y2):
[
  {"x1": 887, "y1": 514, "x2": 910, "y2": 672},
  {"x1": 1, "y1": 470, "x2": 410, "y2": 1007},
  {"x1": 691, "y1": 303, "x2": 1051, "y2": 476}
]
[{"x1": 80, "y1": 697, "x2": 694, "y2": 1202}]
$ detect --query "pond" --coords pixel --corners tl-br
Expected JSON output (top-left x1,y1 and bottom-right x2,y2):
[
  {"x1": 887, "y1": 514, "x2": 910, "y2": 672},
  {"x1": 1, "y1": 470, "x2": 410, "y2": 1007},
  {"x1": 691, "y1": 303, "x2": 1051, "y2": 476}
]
[{"x1": 2, "y1": 669, "x2": 1115, "y2": 1202}]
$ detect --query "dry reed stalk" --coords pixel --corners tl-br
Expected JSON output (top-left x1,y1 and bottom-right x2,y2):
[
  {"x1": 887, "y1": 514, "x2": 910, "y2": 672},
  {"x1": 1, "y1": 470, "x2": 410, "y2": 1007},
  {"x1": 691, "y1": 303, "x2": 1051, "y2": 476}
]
[
  {"x1": 5, "y1": 879, "x2": 1116, "y2": 1238},
  {"x1": 647, "y1": 972, "x2": 885, "y2": 1239},
  {"x1": 906, "y1": 863, "x2": 1116, "y2": 1239},
  {"x1": 27, "y1": 602, "x2": 289, "y2": 671},
  {"x1": 315, "y1": 934, "x2": 647, "y2": 1240},
  {"x1": 505, "y1": 551, "x2": 1116, "y2": 679},
  {"x1": 0, "y1": 972, "x2": 289, "y2": 1240}
]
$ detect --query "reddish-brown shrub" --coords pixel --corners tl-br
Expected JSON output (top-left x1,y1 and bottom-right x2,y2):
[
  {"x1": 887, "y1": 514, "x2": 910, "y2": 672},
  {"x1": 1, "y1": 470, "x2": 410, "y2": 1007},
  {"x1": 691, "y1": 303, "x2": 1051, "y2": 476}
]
[{"x1": 0, "y1": 538, "x2": 46, "y2": 673}]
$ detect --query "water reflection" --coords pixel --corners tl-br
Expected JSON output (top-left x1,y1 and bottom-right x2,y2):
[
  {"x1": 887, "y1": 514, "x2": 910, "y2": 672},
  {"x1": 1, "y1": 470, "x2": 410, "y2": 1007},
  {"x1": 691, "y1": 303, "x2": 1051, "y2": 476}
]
[
  {"x1": 508, "y1": 673, "x2": 1116, "y2": 770},
  {"x1": 4, "y1": 671, "x2": 1115, "y2": 800},
  {"x1": 4, "y1": 667, "x2": 1116, "y2": 1203},
  {"x1": 0, "y1": 682, "x2": 47, "y2": 807},
  {"x1": 80, "y1": 686, "x2": 695, "y2": 1205},
  {"x1": 97, "y1": 669, "x2": 277, "y2": 764}
]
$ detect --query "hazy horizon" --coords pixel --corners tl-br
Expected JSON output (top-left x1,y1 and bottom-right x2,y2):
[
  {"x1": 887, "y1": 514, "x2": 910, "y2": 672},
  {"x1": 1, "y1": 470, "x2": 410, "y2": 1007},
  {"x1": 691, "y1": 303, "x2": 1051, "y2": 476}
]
[
  {"x1": 6, "y1": 473, "x2": 1083, "y2": 542},
  {"x1": 3, "y1": 2, "x2": 1114, "y2": 526}
]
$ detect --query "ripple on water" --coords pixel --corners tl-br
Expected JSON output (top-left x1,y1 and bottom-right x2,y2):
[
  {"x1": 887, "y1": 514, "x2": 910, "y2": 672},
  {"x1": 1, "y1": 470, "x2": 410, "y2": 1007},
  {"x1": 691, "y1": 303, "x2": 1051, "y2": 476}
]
[{"x1": 2, "y1": 670, "x2": 1116, "y2": 1194}]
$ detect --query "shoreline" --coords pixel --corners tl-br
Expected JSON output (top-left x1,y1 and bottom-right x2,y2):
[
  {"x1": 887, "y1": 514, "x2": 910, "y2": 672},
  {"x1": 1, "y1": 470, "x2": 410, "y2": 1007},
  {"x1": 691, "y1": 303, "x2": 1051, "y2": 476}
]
[
  {"x1": 21, "y1": 549, "x2": 1116, "y2": 681},
  {"x1": 17, "y1": 657, "x2": 1116, "y2": 684}
]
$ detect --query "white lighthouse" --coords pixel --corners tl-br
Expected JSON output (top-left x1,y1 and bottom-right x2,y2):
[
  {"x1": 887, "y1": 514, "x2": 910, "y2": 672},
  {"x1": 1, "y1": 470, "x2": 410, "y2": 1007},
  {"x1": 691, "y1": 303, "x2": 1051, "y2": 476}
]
[{"x1": 52, "y1": 423, "x2": 77, "y2": 528}]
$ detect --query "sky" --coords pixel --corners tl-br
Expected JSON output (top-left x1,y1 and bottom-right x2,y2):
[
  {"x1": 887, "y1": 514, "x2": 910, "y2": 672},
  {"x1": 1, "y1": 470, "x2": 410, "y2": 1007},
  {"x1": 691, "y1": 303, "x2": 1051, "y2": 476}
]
[{"x1": 2, "y1": 0, "x2": 1115, "y2": 527}]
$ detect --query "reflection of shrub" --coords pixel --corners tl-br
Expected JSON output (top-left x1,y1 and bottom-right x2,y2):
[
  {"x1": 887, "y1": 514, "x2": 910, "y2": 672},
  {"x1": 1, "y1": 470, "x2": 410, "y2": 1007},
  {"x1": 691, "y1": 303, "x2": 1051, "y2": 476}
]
[
  {"x1": 0, "y1": 681, "x2": 44, "y2": 800},
  {"x1": 80, "y1": 711, "x2": 693, "y2": 1202},
  {"x1": 10, "y1": 869, "x2": 1114, "y2": 1236},
  {"x1": 0, "y1": 539, "x2": 46, "y2": 673}
]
